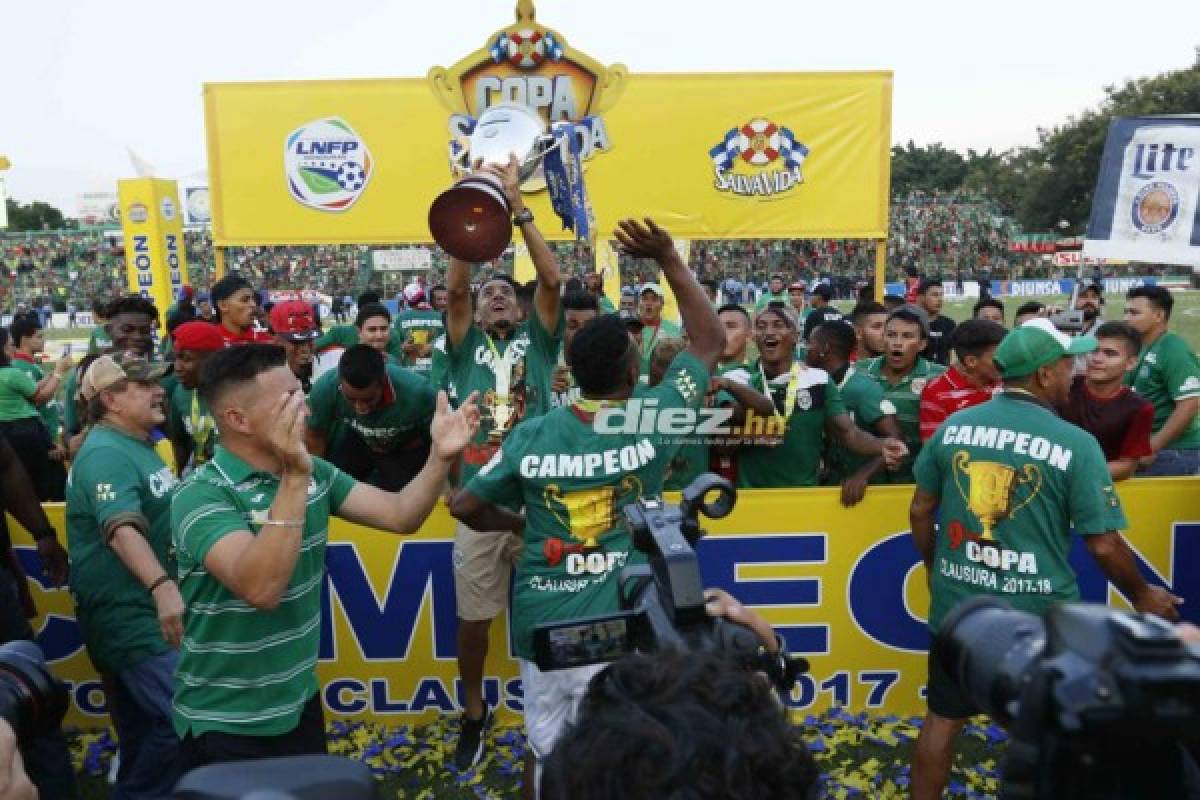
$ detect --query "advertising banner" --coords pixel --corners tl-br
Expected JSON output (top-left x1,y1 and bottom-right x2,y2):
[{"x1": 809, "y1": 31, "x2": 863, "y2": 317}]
[
  {"x1": 0, "y1": 175, "x2": 7, "y2": 229},
  {"x1": 204, "y1": 5, "x2": 891, "y2": 246},
  {"x1": 117, "y1": 178, "x2": 189, "y2": 323},
  {"x1": 1085, "y1": 116, "x2": 1200, "y2": 268},
  {"x1": 76, "y1": 192, "x2": 120, "y2": 227},
  {"x1": 183, "y1": 185, "x2": 211, "y2": 226},
  {"x1": 12, "y1": 478, "x2": 1197, "y2": 729}
]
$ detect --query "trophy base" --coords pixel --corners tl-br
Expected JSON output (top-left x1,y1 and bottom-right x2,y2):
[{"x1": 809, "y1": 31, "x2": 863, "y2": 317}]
[{"x1": 428, "y1": 176, "x2": 513, "y2": 263}]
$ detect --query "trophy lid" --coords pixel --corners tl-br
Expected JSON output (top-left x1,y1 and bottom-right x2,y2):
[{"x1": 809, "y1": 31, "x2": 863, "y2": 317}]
[{"x1": 428, "y1": 177, "x2": 513, "y2": 263}]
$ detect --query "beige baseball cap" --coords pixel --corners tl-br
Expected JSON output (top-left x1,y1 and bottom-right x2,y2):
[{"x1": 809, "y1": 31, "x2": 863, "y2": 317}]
[{"x1": 79, "y1": 354, "x2": 167, "y2": 401}]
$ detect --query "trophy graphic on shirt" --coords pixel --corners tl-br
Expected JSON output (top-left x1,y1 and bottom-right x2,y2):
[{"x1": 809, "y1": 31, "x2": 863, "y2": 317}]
[
  {"x1": 544, "y1": 476, "x2": 642, "y2": 550},
  {"x1": 485, "y1": 353, "x2": 527, "y2": 443},
  {"x1": 952, "y1": 452, "x2": 1042, "y2": 540}
]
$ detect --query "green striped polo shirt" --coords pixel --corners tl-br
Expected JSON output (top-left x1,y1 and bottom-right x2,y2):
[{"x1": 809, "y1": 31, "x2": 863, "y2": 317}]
[
  {"x1": 863, "y1": 356, "x2": 945, "y2": 483},
  {"x1": 169, "y1": 446, "x2": 355, "y2": 738}
]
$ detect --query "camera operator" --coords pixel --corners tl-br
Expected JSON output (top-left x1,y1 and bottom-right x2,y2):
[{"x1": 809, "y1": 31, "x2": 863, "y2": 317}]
[
  {"x1": 450, "y1": 217, "x2": 722, "y2": 790},
  {"x1": 540, "y1": 597, "x2": 819, "y2": 800},
  {"x1": 169, "y1": 344, "x2": 478, "y2": 771},
  {"x1": 908, "y1": 318, "x2": 1183, "y2": 800}
]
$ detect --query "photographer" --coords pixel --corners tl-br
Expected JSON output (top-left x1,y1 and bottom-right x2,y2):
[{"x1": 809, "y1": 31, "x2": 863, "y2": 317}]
[
  {"x1": 450, "y1": 217, "x2": 722, "y2": 788},
  {"x1": 908, "y1": 319, "x2": 1183, "y2": 800}
]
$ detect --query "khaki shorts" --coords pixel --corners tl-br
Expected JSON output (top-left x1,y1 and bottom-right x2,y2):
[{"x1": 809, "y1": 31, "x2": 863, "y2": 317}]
[{"x1": 452, "y1": 521, "x2": 523, "y2": 621}]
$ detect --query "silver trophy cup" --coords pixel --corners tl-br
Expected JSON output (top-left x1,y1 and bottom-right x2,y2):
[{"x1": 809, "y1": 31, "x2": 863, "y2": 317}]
[{"x1": 428, "y1": 103, "x2": 556, "y2": 263}]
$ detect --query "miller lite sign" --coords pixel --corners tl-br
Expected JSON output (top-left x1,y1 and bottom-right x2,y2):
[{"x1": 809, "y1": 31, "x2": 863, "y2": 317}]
[{"x1": 1084, "y1": 115, "x2": 1200, "y2": 268}]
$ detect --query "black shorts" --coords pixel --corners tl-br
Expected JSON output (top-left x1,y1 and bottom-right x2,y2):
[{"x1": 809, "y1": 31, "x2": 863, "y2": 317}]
[{"x1": 926, "y1": 649, "x2": 977, "y2": 720}]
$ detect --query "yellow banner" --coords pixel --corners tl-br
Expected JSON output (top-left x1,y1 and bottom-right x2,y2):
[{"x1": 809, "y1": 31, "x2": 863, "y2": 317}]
[
  {"x1": 118, "y1": 179, "x2": 189, "y2": 323},
  {"x1": 11, "y1": 478, "x2": 1198, "y2": 729},
  {"x1": 206, "y1": 73, "x2": 890, "y2": 246}
]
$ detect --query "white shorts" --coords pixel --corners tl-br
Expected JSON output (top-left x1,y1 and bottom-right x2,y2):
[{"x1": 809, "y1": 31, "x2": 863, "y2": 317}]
[{"x1": 518, "y1": 658, "x2": 607, "y2": 762}]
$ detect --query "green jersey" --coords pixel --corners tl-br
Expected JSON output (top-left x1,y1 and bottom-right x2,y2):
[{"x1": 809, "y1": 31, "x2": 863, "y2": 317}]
[
  {"x1": 823, "y1": 365, "x2": 896, "y2": 484},
  {"x1": 315, "y1": 324, "x2": 405, "y2": 358},
  {"x1": 66, "y1": 424, "x2": 179, "y2": 673},
  {"x1": 598, "y1": 295, "x2": 616, "y2": 314},
  {"x1": 637, "y1": 319, "x2": 683, "y2": 379},
  {"x1": 170, "y1": 447, "x2": 355, "y2": 738},
  {"x1": 0, "y1": 366, "x2": 39, "y2": 422},
  {"x1": 307, "y1": 363, "x2": 436, "y2": 454},
  {"x1": 466, "y1": 351, "x2": 710, "y2": 658},
  {"x1": 11, "y1": 358, "x2": 60, "y2": 437},
  {"x1": 915, "y1": 393, "x2": 1127, "y2": 630},
  {"x1": 393, "y1": 309, "x2": 444, "y2": 378},
  {"x1": 446, "y1": 314, "x2": 563, "y2": 486},
  {"x1": 429, "y1": 333, "x2": 449, "y2": 393},
  {"x1": 736, "y1": 361, "x2": 847, "y2": 489},
  {"x1": 167, "y1": 383, "x2": 216, "y2": 470},
  {"x1": 1126, "y1": 331, "x2": 1200, "y2": 449},
  {"x1": 87, "y1": 327, "x2": 112, "y2": 355},
  {"x1": 864, "y1": 356, "x2": 945, "y2": 482}
]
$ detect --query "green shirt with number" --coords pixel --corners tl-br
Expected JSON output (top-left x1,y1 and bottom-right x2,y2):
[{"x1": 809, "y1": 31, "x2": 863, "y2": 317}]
[
  {"x1": 66, "y1": 424, "x2": 178, "y2": 673},
  {"x1": 446, "y1": 313, "x2": 563, "y2": 486},
  {"x1": 915, "y1": 393, "x2": 1126, "y2": 630},
  {"x1": 863, "y1": 356, "x2": 945, "y2": 482},
  {"x1": 306, "y1": 363, "x2": 436, "y2": 454},
  {"x1": 1126, "y1": 331, "x2": 1200, "y2": 449},
  {"x1": 466, "y1": 351, "x2": 710, "y2": 659},
  {"x1": 170, "y1": 447, "x2": 355, "y2": 738},
  {"x1": 736, "y1": 362, "x2": 846, "y2": 489}
]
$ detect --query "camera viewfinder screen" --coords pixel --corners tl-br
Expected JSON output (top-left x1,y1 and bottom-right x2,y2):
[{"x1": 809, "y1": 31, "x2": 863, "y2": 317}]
[{"x1": 544, "y1": 618, "x2": 633, "y2": 668}]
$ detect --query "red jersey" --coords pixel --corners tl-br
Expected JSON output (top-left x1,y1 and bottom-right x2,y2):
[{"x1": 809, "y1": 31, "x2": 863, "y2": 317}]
[
  {"x1": 1057, "y1": 375, "x2": 1154, "y2": 463},
  {"x1": 217, "y1": 323, "x2": 274, "y2": 345},
  {"x1": 918, "y1": 365, "x2": 999, "y2": 441}
]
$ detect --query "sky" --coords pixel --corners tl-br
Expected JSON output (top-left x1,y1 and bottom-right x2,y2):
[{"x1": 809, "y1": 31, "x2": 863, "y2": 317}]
[{"x1": 2, "y1": 0, "x2": 1198, "y2": 213}]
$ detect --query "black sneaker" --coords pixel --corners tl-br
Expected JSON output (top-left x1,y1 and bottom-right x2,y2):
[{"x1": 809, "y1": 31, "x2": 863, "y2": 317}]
[{"x1": 453, "y1": 706, "x2": 493, "y2": 770}]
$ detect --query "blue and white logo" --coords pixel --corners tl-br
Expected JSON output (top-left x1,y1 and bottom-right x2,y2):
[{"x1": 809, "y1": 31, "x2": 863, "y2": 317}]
[{"x1": 284, "y1": 118, "x2": 373, "y2": 213}]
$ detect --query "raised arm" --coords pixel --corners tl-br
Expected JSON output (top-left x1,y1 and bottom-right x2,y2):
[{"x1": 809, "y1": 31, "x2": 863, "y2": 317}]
[
  {"x1": 613, "y1": 219, "x2": 722, "y2": 369},
  {"x1": 446, "y1": 256, "x2": 475, "y2": 349}
]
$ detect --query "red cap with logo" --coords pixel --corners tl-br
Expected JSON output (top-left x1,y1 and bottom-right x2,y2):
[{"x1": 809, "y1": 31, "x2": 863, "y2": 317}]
[{"x1": 269, "y1": 301, "x2": 319, "y2": 341}]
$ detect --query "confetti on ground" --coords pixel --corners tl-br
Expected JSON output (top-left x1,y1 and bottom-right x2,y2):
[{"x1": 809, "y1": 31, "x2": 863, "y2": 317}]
[{"x1": 67, "y1": 711, "x2": 1009, "y2": 799}]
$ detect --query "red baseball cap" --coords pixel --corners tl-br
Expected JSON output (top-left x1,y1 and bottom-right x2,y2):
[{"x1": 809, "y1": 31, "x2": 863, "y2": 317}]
[
  {"x1": 172, "y1": 321, "x2": 225, "y2": 352},
  {"x1": 269, "y1": 301, "x2": 319, "y2": 341}
]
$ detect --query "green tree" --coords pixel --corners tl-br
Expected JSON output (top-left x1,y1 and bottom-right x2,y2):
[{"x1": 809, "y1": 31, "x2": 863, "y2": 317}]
[
  {"x1": 1017, "y1": 49, "x2": 1200, "y2": 233},
  {"x1": 3, "y1": 197, "x2": 67, "y2": 231},
  {"x1": 890, "y1": 141, "x2": 967, "y2": 196}
]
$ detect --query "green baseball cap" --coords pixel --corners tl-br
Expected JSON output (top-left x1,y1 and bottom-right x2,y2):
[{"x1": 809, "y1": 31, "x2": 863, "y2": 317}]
[{"x1": 994, "y1": 318, "x2": 1096, "y2": 379}]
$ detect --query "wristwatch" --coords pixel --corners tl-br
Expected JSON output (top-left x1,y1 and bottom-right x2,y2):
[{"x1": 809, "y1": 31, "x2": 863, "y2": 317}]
[{"x1": 513, "y1": 208, "x2": 535, "y2": 226}]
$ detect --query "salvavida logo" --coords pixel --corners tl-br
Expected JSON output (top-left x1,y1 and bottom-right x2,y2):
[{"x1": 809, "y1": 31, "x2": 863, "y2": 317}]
[{"x1": 285, "y1": 118, "x2": 373, "y2": 212}]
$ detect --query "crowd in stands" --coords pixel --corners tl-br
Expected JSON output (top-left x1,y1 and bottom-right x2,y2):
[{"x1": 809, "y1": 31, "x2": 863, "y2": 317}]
[{"x1": 0, "y1": 189, "x2": 1190, "y2": 317}]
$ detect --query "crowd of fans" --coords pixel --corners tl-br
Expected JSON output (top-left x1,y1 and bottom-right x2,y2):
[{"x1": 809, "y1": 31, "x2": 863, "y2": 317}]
[{"x1": 3, "y1": 191, "x2": 1188, "y2": 320}]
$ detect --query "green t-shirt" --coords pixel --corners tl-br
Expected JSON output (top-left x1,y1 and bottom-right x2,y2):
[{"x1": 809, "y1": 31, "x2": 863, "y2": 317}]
[
  {"x1": 429, "y1": 333, "x2": 449, "y2": 393},
  {"x1": 66, "y1": 424, "x2": 179, "y2": 673},
  {"x1": 11, "y1": 358, "x2": 61, "y2": 437},
  {"x1": 598, "y1": 295, "x2": 616, "y2": 314},
  {"x1": 0, "y1": 366, "x2": 39, "y2": 422},
  {"x1": 863, "y1": 356, "x2": 946, "y2": 482},
  {"x1": 170, "y1": 447, "x2": 355, "y2": 738},
  {"x1": 167, "y1": 383, "x2": 216, "y2": 469},
  {"x1": 87, "y1": 327, "x2": 112, "y2": 355},
  {"x1": 915, "y1": 393, "x2": 1127, "y2": 630},
  {"x1": 393, "y1": 309, "x2": 445, "y2": 378},
  {"x1": 823, "y1": 366, "x2": 896, "y2": 484},
  {"x1": 637, "y1": 320, "x2": 683, "y2": 379},
  {"x1": 736, "y1": 362, "x2": 847, "y2": 489},
  {"x1": 466, "y1": 351, "x2": 711, "y2": 658},
  {"x1": 307, "y1": 363, "x2": 436, "y2": 454},
  {"x1": 446, "y1": 313, "x2": 563, "y2": 486},
  {"x1": 1126, "y1": 331, "x2": 1200, "y2": 449},
  {"x1": 316, "y1": 323, "x2": 404, "y2": 359}
]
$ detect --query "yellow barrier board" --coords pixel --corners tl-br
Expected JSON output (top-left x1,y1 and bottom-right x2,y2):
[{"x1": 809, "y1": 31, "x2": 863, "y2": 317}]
[
  {"x1": 11, "y1": 479, "x2": 1197, "y2": 728},
  {"x1": 203, "y1": 4, "x2": 890, "y2": 247},
  {"x1": 118, "y1": 178, "x2": 189, "y2": 323}
]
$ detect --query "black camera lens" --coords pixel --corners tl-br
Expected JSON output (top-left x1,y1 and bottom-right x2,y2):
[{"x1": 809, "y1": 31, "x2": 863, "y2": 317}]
[
  {"x1": 0, "y1": 640, "x2": 69, "y2": 744},
  {"x1": 934, "y1": 596, "x2": 1045, "y2": 724}
]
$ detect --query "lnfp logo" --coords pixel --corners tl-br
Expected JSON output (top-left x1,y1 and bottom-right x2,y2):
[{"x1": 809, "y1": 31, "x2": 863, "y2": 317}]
[
  {"x1": 1131, "y1": 181, "x2": 1180, "y2": 235},
  {"x1": 710, "y1": 118, "x2": 809, "y2": 198},
  {"x1": 284, "y1": 118, "x2": 373, "y2": 212}
]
